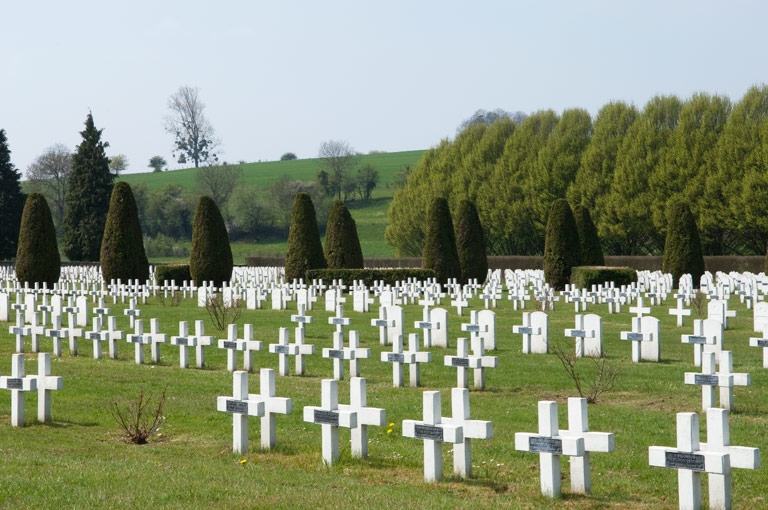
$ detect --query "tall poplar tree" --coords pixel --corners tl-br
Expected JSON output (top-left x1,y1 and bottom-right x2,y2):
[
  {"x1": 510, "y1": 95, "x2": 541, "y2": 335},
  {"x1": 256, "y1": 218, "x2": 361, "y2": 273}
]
[
  {"x1": 62, "y1": 113, "x2": 114, "y2": 261},
  {"x1": 0, "y1": 129, "x2": 26, "y2": 260}
]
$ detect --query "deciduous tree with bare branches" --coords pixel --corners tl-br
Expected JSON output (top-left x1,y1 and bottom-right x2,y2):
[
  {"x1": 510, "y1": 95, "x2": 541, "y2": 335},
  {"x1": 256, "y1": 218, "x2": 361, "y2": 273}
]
[{"x1": 165, "y1": 86, "x2": 220, "y2": 168}]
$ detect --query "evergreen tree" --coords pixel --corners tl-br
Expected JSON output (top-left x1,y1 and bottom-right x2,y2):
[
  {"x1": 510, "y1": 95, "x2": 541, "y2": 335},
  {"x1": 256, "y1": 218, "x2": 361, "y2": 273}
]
[
  {"x1": 16, "y1": 193, "x2": 60, "y2": 286},
  {"x1": 543, "y1": 199, "x2": 580, "y2": 290},
  {"x1": 573, "y1": 205, "x2": 605, "y2": 266},
  {"x1": 662, "y1": 199, "x2": 705, "y2": 289},
  {"x1": 422, "y1": 197, "x2": 460, "y2": 284},
  {"x1": 324, "y1": 200, "x2": 364, "y2": 269},
  {"x1": 285, "y1": 192, "x2": 327, "y2": 282},
  {"x1": 455, "y1": 199, "x2": 488, "y2": 283},
  {"x1": 189, "y1": 195, "x2": 233, "y2": 286},
  {"x1": 0, "y1": 129, "x2": 26, "y2": 260},
  {"x1": 100, "y1": 182, "x2": 149, "y2": 283},
  {"x1": 62, "y1": 113, "x2": 114, "y2": 261}
]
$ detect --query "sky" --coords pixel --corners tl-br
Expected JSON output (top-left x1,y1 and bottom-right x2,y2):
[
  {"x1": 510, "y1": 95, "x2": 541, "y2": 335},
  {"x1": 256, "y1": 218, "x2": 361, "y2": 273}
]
[{"x1": 2, "y1": 0, "x2": 767, "y2": 175}]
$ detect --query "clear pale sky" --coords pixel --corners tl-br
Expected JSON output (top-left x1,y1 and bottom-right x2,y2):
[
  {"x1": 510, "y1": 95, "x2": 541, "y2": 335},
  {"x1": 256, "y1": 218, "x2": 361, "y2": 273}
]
[{"x1": 2, "y1": 0, "x2": 766, "y2": 175}]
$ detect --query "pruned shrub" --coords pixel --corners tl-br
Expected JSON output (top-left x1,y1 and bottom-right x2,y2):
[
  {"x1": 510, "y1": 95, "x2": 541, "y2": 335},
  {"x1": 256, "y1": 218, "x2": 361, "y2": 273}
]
[
  {"x1": 285, "y1": 192, "x2": 326, "y2": 281},
  {"x1": 189, "y1": 195, "x2": 233, "y2": 286},
  {"x1": 570, "y1": 266, "x2": 636, "y2": 289},
  {"x1": 16, "y1": 193, "x2": 61, "y2": 286},
  {"x1": 422, "y1": 197, "x2": 460, "y2": 284},
  {"x1": 100, "y1": 182, "x2": 149, "y2": 283},
  {"x1": 155, "y1": 264, "x2": 192, "y2": 284},
  {"x1": 324, "y1": 200, "x2": 364, "y2": 269},
  {"x1": 543, "y1": 199, "x2": 580, "y2": 290},
  {"x1": 455, "y1": 199, "x2": 488, "y2": 284},
  {"x1": 573, "y1": 204, "x2": 604, "y2": 266},
  {"x1": 662, "y1": 199, "x2": 704, "y2": 289}
]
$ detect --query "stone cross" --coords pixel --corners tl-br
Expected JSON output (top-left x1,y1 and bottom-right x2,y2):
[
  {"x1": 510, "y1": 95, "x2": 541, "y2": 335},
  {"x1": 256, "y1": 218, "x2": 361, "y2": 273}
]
[
  {"x1": 9, "y1": 310, "x2": 30, "y2": 353},
  {"x1": 249, "y1": 368, "x2": 292, "y2": 449},
  {"x1": 620, "y1": 317, "x2": 652, "y2": 363},
  {"x1": 104, "y1": 316, "x2": 123, "y2": 359},
  {"x1": 669, "y1": 296, "x2": 692, "y2": 327},
  {"x1": 403, "y1": 333, "x2": 432, "y2": 387},
  {"x1": 450, "y1": 294, "x2": 469, "y2": 316},
  {"x1": 685, "y1": 351, "x2": 731, "y2": 411},
  {"x1": 85, "y1": 317, "x2": 109, "y2": 359},
  {"x1": 402, "y1": 390, "x2": 464, "y2": 482},
  {"x1": 441, "y1": 387, "x2": 492, "y2": 478},
  {"x1": 715, "y1": 351, "x2": 750, "y2": 411},
  {"x1": 513, "y1": 312, "x2": 543, "y2": 354},
  {"x1": 45, "y1": 314, "x2": 69, "y2": 358},
  {"x1": 338, "y1": 377, "x2": 386, "y2": 458},
  {"x1": 649, "y1": 412, "x2": 730, "y2": 510},
  {"x1": 371, "y1": 306, "x2": 395, "y2": 346},
  {"x1": 145, "y1": 318, "x2": 168, "y2": 364},
  {"x1": 28, "y1": 312, "x2": 45, "y2": 353},
  {"x1": 123, "y1": 298, "x2": 141, "y2": 328},
  {"x1": 699, "y1": 408, "x2": 761, "y2": 510},
  {"x1": 239, "y1": 324, "x2": 263, "y2": 373},
  {"x1": 469, "y1": 332, "x2": 497, "y2": 390},
  {"x1": 564, "y1": 314, "x2": 596, "y2": 358},
  {"x1": 303, "y1": 379, "x2": 357, "y2": 465},
  {"x1": 189, "y1": 320, "x2": 214, "y2": 368},
  {"x1": 216, "y1": 370, "x2": 265, "y2": 455},
  {"x1": 290, "y1": 304, "x2": 314, "y2": 374},
  {"x1": 63, "y1": 310, "x2": 84, "y2": 357},
  {"x1": 682, "y1": 319, "x2": 721, "y2": 367},
  {"x1": 514, "y1": 400, "x2": 585, "y2": 498},
  {"x1": 347, "y1": 331, "x2": 371, "y2": 378},
  {"x1": 170, "y1": 321, "x2": 196, "y2": 368},
  {"x1": 749, "y1": 332, "x2": 768, "y2": 368},
  {"x1": 557, "y1": 397, "x2": 615, "y2": 494},
  {"x1": 629, "y1": 296, "x2": 651, "y2": 319},
  {"x1": 328, "y1": 304, "x2": 351, "y2": 337},
  {"x1": 127, "y1": 319, "x2": 152, "y2": 365},
  {"x1": 32, "y1": 352, "x2": 63, "y2": 423},
  {"x1": 0, "y1": 353, "x2": 37, "y2": 427},
  {"x1": 269, "y1": 327, "x2": 296, "y2": 376},
  {"x1": 380, "y1": 334, "x2": 415, "y2": 388},
  {"x1": 443, "y1": 337, "x2": 482, "y2": 389}
]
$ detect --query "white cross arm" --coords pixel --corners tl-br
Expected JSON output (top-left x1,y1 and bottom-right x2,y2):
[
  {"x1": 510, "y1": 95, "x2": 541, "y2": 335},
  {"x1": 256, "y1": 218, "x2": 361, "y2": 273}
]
[
  {"x1": 328, "y1": 317, "x2": 351, "y2": 326},
  {"x1": 682, "y1": 334, "x2": 715, "y2": 345},
  {"x1": 443, "y1": 417, "x2": 493, "y2": 440},
  {"x1": 381, "y1": 352, "x2": 416, "y2": 363},
  {"x1": 513, "y1": 325, "x2": 541, "y2": 335},
  {"x1": 402, "y1": 420, "x2": 463, "y2": 444},
  {"x1": 620, "y1": 331, "x2": 652, "y2": 342},
  {"x1": 291, "y1": 315, "x2": 313, "y2": 324},
  {"x1": 269, "y1": 343, "x2": 299, "y2": 355},
  {"x1": 34, "y1": 375, "x2": 63, "y2": 391},
  {"x1": 171, "y1": 337, "x2": 197, "y2": 347},
  {"x1": 648, "y1": 447, "x2": 730, "y2": 474},
  {"x1": 558, "y1": 430, "x2": 614, "y2": 453},
  {"x1": 749, "y1": 337, "x2": 768, "y2": 348},
  {"x1": 9, "y1": 325, "x2": 30, "y2": 335},
  {"x1": 514, "y1": 433, "x2": 584, "y2": 456},
  {"x1": 564, "y1": 328, "x2": 595, "y2": 339},
  {"x1": 461, "y1": 324, "x2": 487, "y2": 333},
  {"x1": 443, "y1": 356, "x2": 482, "y2": 369},
  {"x1": 415, "y1": 321, "x2": 439, "y2": 329},
  {"x1": 216, "y1": 396, "x2": 265, "y2": 417},
  {"x1": 303, "y1": 406, "x2": 357, "y2": 428},
  {"x1": 479, "y1": 356, "x2": 498, "y2": 368},
  {"x1": 244, "y1": 340, "x2": 263, "y2": 351},
  {"x1": 684, "y1": 373, "x2": 733, "y2": 387},
  {"x1": 249, "y1": 393, "x2": 292, "y2": 415},
  {"x1": 669, "y1": 308, "x2": 692, "y2": 316},
  {"x1": 338, "y1": 404, "x2": 386, "y2": 427},
  {"x1": 371, "y1": 318, "x2": 395, "y2": 328},
  {"x1": 0, "y1": 376, "x2": 37, "y2": 391},
  {"x1": 218, "y1": 339, "x2": 248, "y2": 351},
  {"x1": 321, "y1": 348, "x2": 354, "y2": 360},
  {"x1": 699, "y1": 443, "x2": 760, "y2": 470}
]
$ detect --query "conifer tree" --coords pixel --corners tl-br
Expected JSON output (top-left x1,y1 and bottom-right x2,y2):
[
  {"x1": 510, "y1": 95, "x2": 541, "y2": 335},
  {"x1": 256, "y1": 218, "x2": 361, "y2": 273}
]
[
  {"x1": 543, "y1": 199, "x2": 580, "y2": 290},
  {"x1": 324, "y1": 200, "x2": 364, "y2": 269},
  {"x1": 16, "y1": 193, "x2": 60, "y2": 286},
  {"x1": 100, "y1": 182, "x2": 149, "y2": 283},
  {"x1": 285, "y1": 192, "x2": 327, "y2": 282},
  {"x1": 189, "y1": 195, "x2": 233, "y2": 286},
  {"x1": 573, "y1": 204, "x2": 605, "y2": 266},
  {"x1": 455, "y1": 199, "x2": 488, "y2": 283},
  {"x1": 0, "y1": 129, "x2": 26, "y2": 260},
  {"x1": 422, "y1": 197, "x2": 460, "y2": 284},
  {"x1": 62, "y1": 113, "x2": 114, "y2": 261},
  {"x1": 662, "y1": 200, "x2": 705, "y2": 289}
]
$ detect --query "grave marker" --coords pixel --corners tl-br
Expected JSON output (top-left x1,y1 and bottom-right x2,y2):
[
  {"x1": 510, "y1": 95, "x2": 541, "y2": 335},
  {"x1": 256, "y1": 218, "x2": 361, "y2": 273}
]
[
  {"x1": 31, "y1": 353, "x2": 63, "y2": 423},
  {"x1": 216, "y1": 371, "x2": 265, "y2": 454},
  {"x1": 303, "y1": 379, "x2": 357, "y2": 465},
  {"x1": 249, "y1": 368, "x2": 292, "y2": 449},
  {"x1": 338, "y1": 377, "x2": 386, "y2": 458},
  {"x1": 0, "y1": 354, "x2": 37, "y2": 427},
  {"x1": 441, "y1": 387, "x2": 492, "y2": 478}
]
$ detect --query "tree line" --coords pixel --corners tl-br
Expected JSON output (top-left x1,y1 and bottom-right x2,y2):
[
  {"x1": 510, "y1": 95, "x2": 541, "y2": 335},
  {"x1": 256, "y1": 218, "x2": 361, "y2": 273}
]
[{"x1": 386, "y1": 85, "x2": 768, "y2": 256}]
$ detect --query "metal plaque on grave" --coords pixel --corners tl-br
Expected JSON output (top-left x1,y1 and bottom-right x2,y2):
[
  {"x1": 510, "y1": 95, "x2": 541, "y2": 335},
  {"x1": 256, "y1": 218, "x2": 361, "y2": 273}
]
[
  {"x1": 314, "y1": 410, "x2": 339, "y2": 426},
  {"x1": 11, "y1": 328, "x2": 25, "y2": 335},
  {"x1": 757, "y1": 339, "x2": 768, "y2": 348},
  {"x1": 292, "y1": 316, "x2": 310, "y2": 323},
  {"x1": 221, "y1": 341, "x2": 237, "y2": 349},
  {"x1": 328, "y1": 349, "x2": 344, "y2": 359},
  {"x1": 416, "y1": 322, "x2": 432, "y2": 329},
  {"x1": 225, "y1": 399, "x2": 249, "y2": 414},
  {"x1": 568, "y1": 330, "x2": 586, "y2": 338},
  {"x1": 414, "y1": 424, "x2": 443, "y2": 441},
  {"x1": 687, "y1": 336, "x2": 708, "y2": 345},
  {"x1": 529, "y1": 436, "x2": 563, "y2": 454},
  {"x1": 6, "y1": 378, "x2": 23, "y2": 390},
  {"x1": 463, "y1": 325, "x2": 481, "y2": 332},
  {"x1": 665, "y1": 451, "x2": 705, "y2": 472},
  {"x1": 88, "y1": 333, "x2": 101, "y2": 340},
  {"x1": 451, "y1": 358, "x2": 470, "y2": 368},
  {"x1": 387, "y1": 353, "x2": 404, "y2": 363},
  {"x1": 273, "y1": 345, "x2": 289, "y2": 354},
  {"x1": 625, "y1": 332, "x2": 644, "y2": 341},
  {"x1": 373, "y1": 320, "x2": 389, "y2": 327},
  {"x1": 694, "y1": 374, "x2": 720, "y2": 386},
  {"x1": 128, "y1": 336, "x2": 144, "y2": 344},
  {"x1": 176, "y1": 338, "x2": 189, "y2": 346},
  {"x1": 516, "y1": 327, "x2": 533, "y2": 335}
]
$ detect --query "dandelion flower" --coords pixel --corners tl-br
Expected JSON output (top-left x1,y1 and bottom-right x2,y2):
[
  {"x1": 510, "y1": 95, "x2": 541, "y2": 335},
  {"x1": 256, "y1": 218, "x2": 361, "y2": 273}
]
[
  {"x1": 387, "y1": 429, "x2": 393, "y2": 434},
  {"x1": 240, "y1": 459, "x2": 247, "y2": 465},
  {"x1": 389, "y1": 422, "x2": 395, "y2": 427}
]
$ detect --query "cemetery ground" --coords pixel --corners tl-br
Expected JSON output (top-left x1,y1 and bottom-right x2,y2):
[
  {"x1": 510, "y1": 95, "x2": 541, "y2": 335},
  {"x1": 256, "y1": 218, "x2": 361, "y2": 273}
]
[{"x1": 0, "y1": 293, "x2": 766, "y2": 508}]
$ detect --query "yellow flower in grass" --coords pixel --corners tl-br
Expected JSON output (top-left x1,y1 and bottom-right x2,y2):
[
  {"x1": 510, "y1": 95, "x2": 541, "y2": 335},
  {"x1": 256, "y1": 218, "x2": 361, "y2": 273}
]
[
  {"x1": 387, "y1": 429, "x2": 393, "y2": 434},
  {"x1": 239, "y1": 459, "x2": 247, "y2": 465}
]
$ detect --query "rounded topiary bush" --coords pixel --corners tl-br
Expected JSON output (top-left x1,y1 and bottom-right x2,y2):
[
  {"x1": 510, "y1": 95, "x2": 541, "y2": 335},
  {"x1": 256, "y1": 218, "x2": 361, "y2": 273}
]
[
  {"x1": 285, "y1": 192, "x2": 327, "y2": 282},
  {"x1": 662, "y1": 199, "x2": 704, "y2": 289},
  {"x1": 324, "y1": 200, "x2": 364, "y2": 269},
  {"x1": 543, "y1": 198, "x2": 580, "y2": 290},
  {"x1": 100, "y1": 182, "x2": 149, "y2": 283},
  {"x1": 16, "y1": 193, "x2": 60, "y2": 286},
  {"x1": 422, "y1": 197, "x2": 460, "y2": 284},
  {"x1": 455, "y1": 199, "x2": 488, "y2": 284},
  {"x1": 189, "y1": 195, "x2": 233, "y2": 286},
  {"x1": 573, "y1": 204, "x2": 605, "y2": 266}
]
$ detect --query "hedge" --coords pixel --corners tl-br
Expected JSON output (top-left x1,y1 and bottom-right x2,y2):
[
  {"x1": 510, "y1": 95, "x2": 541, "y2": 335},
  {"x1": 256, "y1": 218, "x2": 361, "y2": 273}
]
[
  {"x1": 569, "y1": 266, "x2": 637, "y2": 289},
  {"x1": 155, "y1": 264, "x2": 192, "y2": 285}
]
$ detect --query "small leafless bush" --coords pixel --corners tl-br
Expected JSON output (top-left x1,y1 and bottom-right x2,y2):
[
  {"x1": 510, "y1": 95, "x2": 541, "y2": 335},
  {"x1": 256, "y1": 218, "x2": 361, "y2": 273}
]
[
  {"x1": 110, "y1": 386, "x2": 168, "y2": 444},
  {"x1": 205, "y1": 293, "x2": 244, "y2": 331},
  {"x1": 156, "y1": 292, "x2": 182, "y2": 307},
  {"x1": 690, "y1": 291, "x2": 705, "y2": 317}
]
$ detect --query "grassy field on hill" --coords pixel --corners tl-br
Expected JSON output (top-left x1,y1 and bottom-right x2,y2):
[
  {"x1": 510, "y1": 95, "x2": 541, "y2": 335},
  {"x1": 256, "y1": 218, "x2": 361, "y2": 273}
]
[
  {"x1": 0, "y1": 290, "x2": 766, "y2": 508},
  {"x1": 119, "y1": 150, "x2": 423, "y2": 262}
]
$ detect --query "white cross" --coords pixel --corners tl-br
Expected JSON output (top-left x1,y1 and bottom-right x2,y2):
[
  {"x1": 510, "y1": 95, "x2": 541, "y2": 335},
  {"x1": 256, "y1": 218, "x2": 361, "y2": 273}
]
[
  {"x1": 127, "y1": 319, "x2": 152, "y2": 365},
  {"x1": 85, "y1": 317, "x2": 109, "y2": 359},
  {"x1": 269, "y1": 327, "x2": 297, "y2": 376},
  {"x1": 216, "y1": 370, "x2": 265, "y2": 455},
  {"x1": 28, "y1": 312, "x2": 46, "y2": 353},
  {"x1": 629, "y1": 296, "x2": 651, "y2": 318},
  {"x1": 347, "y1": 331, "x2": 370, "y2": 378},
  {"x1": 321, "y1": 330, "x2": 354, "y2": 381},
  {"x1": 451, "y1": 294, "x2": 469, "y2": 316},
  {"x1": 557, "y1": 397, "x2": 615, "y2": 494},
  {"x1": 513, "y1": 312, "x2": 542, "y2": 354},
  {"x1": 514, "y1": 400, "x2": 585, "y2": 498},
  {"x1": 669, "y1": 296, "x2": 692, "y2": 327},
  {"x1": 31, "y1": 353, "x2": 63, "y2": 423},
  {"x1": 620, "y1": 317, "x2": 652, "y2": 363},
  {"x1": 564, "y1": 315, "x2": 596, "y2": 358},
  {"x1": 64, "y1": 309, "x2": 84, "y2": 356},
  {"x1": 682, "y1": 319, "x2": 720, "y2": 367},
  {"x1": 370, "y1": 306, "x2": 395, "y2": 347},
  {"x1": 287, "y1": 312, "x2": 314, "y2": 376},
  {"x1": 403, "y1": 333, "x2": 432, "y2": 387},
  {"x1": 104, "y1": 316, "x2": 124, "y2": 359},
  {"x1": 699, "y1": 407, "x2": 761, "y2": 510},
  {"x1": 685, "y1": 352, "x2": 731, "y2": 411},
  {"x1": 328, "y1": 304, "x2": 351, "y2": 336},
  {"x1": 470, "y1": 332, "x2": 497, "y2": 390},
  {"x1": 716, "y1": 351, "x2": 750, "y2": 411},
  {"x1": 748, "y1": 332, "x2": 768, "y2": 368},
  {"x1": 189, "y1": 320, "x2": 214, "y2": 368},
  {"x1": 303, "y1": 379, "x2": 357, "y2": 465},
  {"x1": 170, "y1": 321, "x2": 196, "y2": 368},
  {"x1": 649, "y1": 412, "x2": 730, "y2": 510},
  {"x1": 441, "y1": 387, "x2": 492, "y2": 478},
  {"x1": 123, "y1": 298, "x2": 141, "y2": 328},
  {"x1": 146, "y1": 318, "x2": 168, "y2": 364},
  {"x1": 248, "y1": 368, "x2": 292, "y2": 449},
  {"x1": 239, "y1": 324, "x2": 263, "y2": 373},
  {"x1": 402, "y1": 391, "x2": 463, "y2": 482},
  {"x1": 45, "y1": 314, "x2": 69, "y2": 358},
  {"x1": 337, "y1": 377, "x2": 386, "y2": 458},
  {"x1": 8, "y1": 310, "x2": 30, "y2": 353},
  {"x1": 414, "y1": 313, "x2": 439, "y2": 349},
  {"x1": 0, "y1": 354, "x2": 37, "y2": 427},
  {"x1": 443, "y1": 337, "x2": 482, "y2": 389},
  {"x1": 380, "y1": 334, "x2": 415, "y2": 388},
  {"x1": 219, "y1": 324, "x2": 246, "y2": 372}
]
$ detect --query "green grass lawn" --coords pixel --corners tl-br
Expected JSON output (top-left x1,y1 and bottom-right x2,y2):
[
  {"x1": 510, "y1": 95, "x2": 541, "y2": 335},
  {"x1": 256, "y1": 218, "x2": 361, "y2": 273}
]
[{"x1": 0, "y1": 288, "x2": 766, "y2": 508}]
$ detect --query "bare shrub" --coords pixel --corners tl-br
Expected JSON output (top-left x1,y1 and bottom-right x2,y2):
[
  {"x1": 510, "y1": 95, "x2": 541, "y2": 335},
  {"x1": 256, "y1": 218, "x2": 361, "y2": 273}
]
[
  {"x1": 110, "y1": 386, "x2": 168, "y2": 444},
  {"x1": 205, "y1": 293, "x2": 244, "y2": 331}
]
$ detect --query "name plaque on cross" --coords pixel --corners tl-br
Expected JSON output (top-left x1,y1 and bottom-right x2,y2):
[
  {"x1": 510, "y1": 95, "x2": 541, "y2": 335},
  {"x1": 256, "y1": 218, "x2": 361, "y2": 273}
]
[
  {"x1": 328, "y1": 350, "x2": 344, "y2": 359},
  {"x1": 529, "y1": 436, "x2": 563, "y2": 454},
  {"x1": 314, "y1": 410, "x2": 339, "y2": 426},
  {"x1": 451, "y1": 358, "x2": 470, "y2": 367},
  {"x1": 687, "y1": 336, "x2": 708, "y2": 345},
  {"x1": 463, "y1": 325, "x2": 481, "y2": 332},
  {"x1": 292, "y1": 316, "x2": 310, "y2": 323},
  {"x1": 516, "y1": 327, "x2": 533, "y2": 335},
  {"x1": 568, "y1": 330, "x2": 586, "y2": 338},
  {"x1": 11, "y1": 328, "x2": 25, "y2": 335},
  {"x1": 625, "y1": 332, "x2": 644, "y2": 341},
  {"x1": 273, "y1": 345, "x2": 289, "y2": 354},
  {"x1": 330, "y1": 318, "x2": 348, "y2": 325},
  {"x1": 416, "y1": 322, "x2": 432, "y2": 329},
  {"x1": 373, "y1": 320, "x2": 388, "y2": 327},
  {"x1": 128, "y1": 336, "x2": 142, "y2": 344},
  {"x1": 50, "y1": 331, "x2": 66, "y2": 338},
  {"x1": 5, "y1": 378, "x2": 24, "y2": 390},
  {"x1": 222, "y1": 341, "x2": 237, "y2": 349},
  {"x1": 756, "y1": 339, "x2": 768, "y2": 348},
  {"x1": 176, "y1": 338, "x2": 188, "y2": 346},
  {"x1": 387, "y1": 353, "x2": 404, "y2": 363},
  {"x1": 414, "y1": 424, "x2": 443, "y2": 441},
  {"x1": 665, "y1": 451, "x2": 705, "y2": 471},
  {"x1": 226, "y1": 400, "x2": 249, "y2": 414},
  {"x1": 694, "y1": 374, "x2": 720, "y2": 386},
  {"x1": 88, "y1": 333, "x2": 101, "y2": 340}
]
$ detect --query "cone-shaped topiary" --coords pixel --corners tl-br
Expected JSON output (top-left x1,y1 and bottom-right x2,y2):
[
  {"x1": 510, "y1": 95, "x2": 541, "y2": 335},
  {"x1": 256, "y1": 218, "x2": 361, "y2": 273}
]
[
  {"x1": 16, "y1": 193, "x2": 60, "y2": 286},
  {"x1": 189, "y1": 195, "x2": 233, "y2": 286},
  {"x1": 100, "y1": 182, "x2": 149, "y2": 283},
  {"x1": 573, "y1": 204, "x2": 605, "y2": 266},
  {"x1": 422, "y1": 197, "x2": 461, "y2": 284},
  {"x1": 455, "y1": 199, "x2": 488, "y2": 284},
  {"x1": 543, "y1": 198, "x2": 581, "y2": 290},
  {"x1": 324, "y1": 200, "x2": 364, "y2": 269},
  {"x1": 285, "y1": 192, "x2": 327, "y2": 282},
  {"x1": 662, "y1": 199, "x2": 704, "y2": 289}
]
